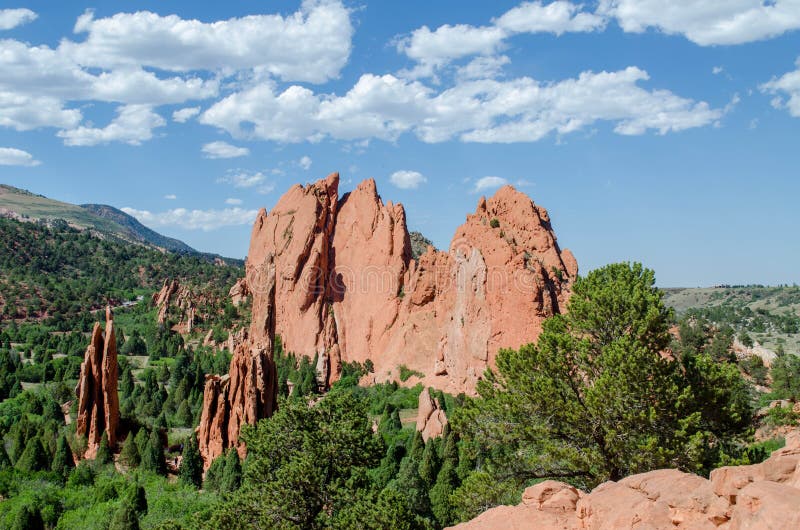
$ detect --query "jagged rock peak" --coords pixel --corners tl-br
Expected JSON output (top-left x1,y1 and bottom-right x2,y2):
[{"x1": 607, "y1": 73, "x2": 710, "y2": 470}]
[
  {"x1": 241, "y1": 172, "x2": 577, "y2": 396},
  {"x1": 75, "y1": 306, "x2": 119, "y2": 459}
]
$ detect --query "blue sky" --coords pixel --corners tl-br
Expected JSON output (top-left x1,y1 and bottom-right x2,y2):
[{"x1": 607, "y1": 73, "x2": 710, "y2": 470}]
[{"x1": 0, "y1": 1, "x2": 798, "y2": 286}]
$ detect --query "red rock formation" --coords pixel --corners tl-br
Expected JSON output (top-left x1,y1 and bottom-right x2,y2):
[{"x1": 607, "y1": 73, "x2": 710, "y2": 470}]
[
  {"x1": 152, "y1": 278, "x2": 201, "y2": 333},
  {"x1": 197, "y1": 254, "x2": 278, "y2": 469},
  {"x1": 229, "y1": 277, "x2": 250, "y2": 307},
  {"x1": 243, "y1": 172, "x2": 576, "y2": 395},
  {"x1": 75, "y1": 307, "x2": 119, "y2": 459},
  {"x1": 449, "y1": 432, "x2": 800, "y2": 530},
  {"x1": 417, "y1": 387, "x2": 448, "y2": 441}
]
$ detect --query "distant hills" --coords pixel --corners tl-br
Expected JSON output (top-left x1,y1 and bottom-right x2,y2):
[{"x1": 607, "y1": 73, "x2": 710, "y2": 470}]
[{"x1": 0, "y1": 184, "x2": 240, "y2": 264}]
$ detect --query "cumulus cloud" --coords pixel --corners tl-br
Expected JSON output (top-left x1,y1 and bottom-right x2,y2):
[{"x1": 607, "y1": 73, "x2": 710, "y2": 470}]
[
  {"x1": 0, "y1": 147, "x2": 40, "y2": 166},
  {"x1": 598, "y1": 0, "x2": 800, "y2": 46},
  {"x1": 164, "y1": 194, "x2": 177, "y2": 200},
  {"x1": 121, "y1": 206, "x2": 259, "y2": 231},
  {"x1": 173, "y1": 106, "x2": 201, "y2": 122},
  {"x1": 0, "y1": 8, "x2": 37, "y2": 30},
  {"x1": 217, "y1": 169, "x2": 274, "y2": 194},
  {"x1": 0, "y1": 1, "x2": 353, "y2": 140},
  {"x1": 58, "y1": 104, "x2": 165, "y2": 146},
  {"x1": 760, "y1": 58, "x2": 800, "y2": 117},
  {"x1": 390, "y1": 170, "x2": 427, "y2": 189},
  {"x1": 225, "y1": 197, "x2": 243, "y2": 205},
  {"x1": 712, "y1": 66, "x2": 724, "y2": 75},
  {"x1": 298, "y1": 155, "x2": 312, "y2": 170},
  {"x1": 456, "y1": 55, "x2": 511, "y2": 81},
  {"x1": 62, "y1": 1, "x2": 353, "y2": 83},
  {"x1": 473, "y1": 176, "x2": 508, "y2": 193},
  {"x1": 201, "y1": 68, "x2": 722, "y2": 144},
  {"x1": 398, "y1": 1, "x2": 603, "y2": 76},
  {"x1": 201, "y1": 140, "x2": 250, "y2": 159}
]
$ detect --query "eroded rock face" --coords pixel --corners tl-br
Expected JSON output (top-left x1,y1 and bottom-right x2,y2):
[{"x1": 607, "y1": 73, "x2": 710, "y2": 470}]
[
  {"x1": 449, "y1": 432, "x2": 800, "y2": 530},
  {"x1": 152, "y1": 279, "x2": 201, "y2": 334},
  {"x1": 197, "y1": 254, "x2": 278, "y2": 469},
  {"x1": 229, "y1": 277, "x2": 250, "y2": 307},
  {"x1": 417, "y1": 387, "x2": 448, "y2": 441},
  {"x1": 75, "y1": 307, "x2": 119, "y2": 459},
  {"x1": 245, "y1": 172, "x2": 577, "y2": 395}
]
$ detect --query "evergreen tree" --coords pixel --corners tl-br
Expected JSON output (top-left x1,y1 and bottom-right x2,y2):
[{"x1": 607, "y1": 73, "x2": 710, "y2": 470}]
[
  {"x1": 140, "y1": 429, "x2": 165, "y2": 475},
  {"x1": 51, "y1": 433, "x2": 75, "y2": 478},
  {"x1": 96, "y1": 431, "x2": 113, "y2": 465},
  {"x1": 174, "y1": 399, "x2": 193, "y2": 427},
  {"x1": 454, "y1": 262, "x2": 753, "y2": 502},
  {"x1": 109, "y1": 497, "x2": 140, "y2": 530},
  {"x1": 221, "y1": 448, "x2": 242, "y2": 492},
  {"x1": 12, "y1": 504, "x2": 44, "y2": 530},
  {"x1": 418, "y1": 440, "x2": 440, "y2": 489},
  {"x1": 15, "y1": 436, "x2": 49, "y2": 472},
  {"x1": 203, "y1": 453, "x2": 226, "y2": 492},
  {"x1": 430, "y1": 434, "x2": 460, "y2": 526},
  {"x1": 179, "y1": 433, "x2": 203, "y2": 488},
  {"x1": 120, "y1": 433, "x2": 141, "y2": 467}
]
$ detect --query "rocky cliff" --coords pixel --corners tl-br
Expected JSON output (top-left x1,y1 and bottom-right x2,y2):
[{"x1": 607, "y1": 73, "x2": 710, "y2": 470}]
[
  {"x1": 449, "y1": 431, "x2": 800, "y2": 530},
  {"x1": 196, "y1": 171, "x2": 575, "y2": 465},
  {"x1": 75, "y1": 307, "x2": 119, "y2": 459},
  {"x1": 242, "y1": 172, "x2": 576, "y2": 395},
  {"x1": 196, "y1": 253, "x2": 278, "y2": 468}
]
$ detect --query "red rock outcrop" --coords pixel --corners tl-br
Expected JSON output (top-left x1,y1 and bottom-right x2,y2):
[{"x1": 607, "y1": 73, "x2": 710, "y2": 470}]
[
  {"x1": 449, "y1": 432, "x2": 800, "y2": 530},
  {"x1": 417, "y1": 387, "x2": 448, "y2": 441},
  {"x1": 75, "y1": 307, "x2": 119, "y2": 459},
  {"x1": 152, "y1": 278, "x2": 207, "y2": 333},
  {"x1": 229, "y1": 277, "x2": 250, "y2": 307},
  {"x1": 243, "y1": 172, "x2": 576, "y2": 395},
  {"x1": 196, "y1": 253, "x2": 278, "y2": 469}
]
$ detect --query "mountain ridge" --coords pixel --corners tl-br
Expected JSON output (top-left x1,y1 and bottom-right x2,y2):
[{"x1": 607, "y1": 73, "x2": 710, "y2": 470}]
[{"x1": 0, "y1": 183, "x2": 240, "y2": 264}]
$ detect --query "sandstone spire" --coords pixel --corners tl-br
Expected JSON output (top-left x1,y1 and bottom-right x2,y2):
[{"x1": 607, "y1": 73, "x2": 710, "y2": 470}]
[
  {"x1": 197, "y1": 252, "x2": 278, "y2": 469},
  {"x1": 75, "y1": 306, "x2": 119, "y2": 459}
]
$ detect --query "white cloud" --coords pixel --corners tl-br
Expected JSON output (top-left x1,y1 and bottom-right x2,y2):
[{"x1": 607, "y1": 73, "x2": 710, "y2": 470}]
[
  {"x1": 164, "y1": 194, "x2": 177, "y2": 200},
  {"x1": 760, "y1": 58, "x2": 800, "y2": 117},
  {"x1": 225, "y1": 198, "x2": 243, "y2": 205},
  {"x1": 0, "y1": 1, "x2": 354, "y2": 141},
  {"x1": 201, "y1": 141, "x2": 250, "y2": 159},
  {"x1": 598, "y1": 0, "x2": 800, "y2": 46},
  {"x1": 121, "y1": 206, "x2": 259, "y2": 231},
  {"x1": 398, "y1": 1, "x2": 603, "y2": 76},
  {"x1": 201, "y1": 68, "x2": 722, "y2": 145},
  {"x1": 456, "y1": 55, "x2": 510, "y2": 81},
  {"x1": 217, "y1": 169, "x2": 274, "y2": 194},
  {"x1": 473, "y1": 176, "x2": 509, "y2": 193},
  {"x1": 0, "y1": 147, "x2": 40, "y2": 166},
  {"x1": 0, "y1": 91, "x2": 82, "y2": 131},
  {"x1": 58, "y1": 104, "x2": 165, "y2": 146},
  {"x1": 390, "y1": 170, "x2": 427, "y2": 189},
  {"x1": 712, "y1": 66, "x2": 724, "y2": 75},
  {"x1": 173, "y1": 106, "x2": 200, "y2": 122},
  {"x1": 0, "y1": 8, "x2": 37, "y2": 30},
  {"x1": 298, "y1": 155, "x2": 312, "y2": 170},
  {"x1": 62, "y1": 1, "x2": 353, "y2": 83},
  {"x1": 494, "y1": 1, "x2": 604, "y2": 34}
]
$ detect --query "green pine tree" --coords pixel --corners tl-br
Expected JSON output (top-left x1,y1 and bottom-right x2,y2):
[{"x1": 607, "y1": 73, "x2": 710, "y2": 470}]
[
  {"x1": 140, "y1": 429, "x2": 165, "y2": 475},
  {"x1": 15, "y1": 436, "x2": 49, "y2": 473},
  {"x1": 221, "y1": 448, "x2": 242, "y2": 492},
  {"x1": 179, "y1": 433, "x2": 203, "y2": 488},
  {"x1": 51, "y1": 433, "x2": 75, "y2": 478},
  {"x1": 96, "y1": 431, "x2": 113, "y2": 465},
  {"x1": 120, "y1": 433, "x2": 141, "y2": 468}
]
